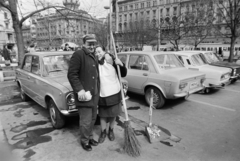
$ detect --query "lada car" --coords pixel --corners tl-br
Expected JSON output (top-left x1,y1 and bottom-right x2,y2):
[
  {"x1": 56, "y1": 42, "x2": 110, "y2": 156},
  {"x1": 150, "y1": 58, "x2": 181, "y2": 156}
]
[
  {"x1": 195, "y1": 51, "x2": 240, "y2": 84},
  {"x1": 173, "y1": 51, "x2": 231, "y2": 93},
  {"x1": 118, "y1": 51, "x2": 205, "y2": 109},
  {"x1": 16, "y1": 52, "x2": 128, "y2": 129}
]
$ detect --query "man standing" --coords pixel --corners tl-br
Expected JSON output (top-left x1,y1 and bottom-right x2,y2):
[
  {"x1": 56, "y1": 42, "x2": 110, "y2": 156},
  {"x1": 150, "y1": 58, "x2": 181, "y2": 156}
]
[{"x1": 67, "y1": 35, "x2": 99, "y2": 151}]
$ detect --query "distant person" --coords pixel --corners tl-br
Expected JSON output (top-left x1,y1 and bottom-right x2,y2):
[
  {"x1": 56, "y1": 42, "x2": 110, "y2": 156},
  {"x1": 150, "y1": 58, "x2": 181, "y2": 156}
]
[
  {"x1": 64, "y1": 43, "x2": 70, "y2": 51},
  {"x1": 28, "y1": 44, "x2": 35, "y2": 53},
  {"x1": 218, "y1": 48, "x2": 223, "y2": 57},
  {"x1": 2, "y1": 45, "x2": 12, "y2": 63}
]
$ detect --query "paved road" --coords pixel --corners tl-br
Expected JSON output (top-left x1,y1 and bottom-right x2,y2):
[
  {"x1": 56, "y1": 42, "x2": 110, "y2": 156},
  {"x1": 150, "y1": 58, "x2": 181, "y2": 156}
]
[{"x1": 0, "y1": 81, "x2": 240, "y2": 161}]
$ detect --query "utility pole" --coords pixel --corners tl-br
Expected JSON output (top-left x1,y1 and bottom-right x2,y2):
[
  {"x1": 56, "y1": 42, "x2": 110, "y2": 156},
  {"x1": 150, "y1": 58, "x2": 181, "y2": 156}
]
[{"x1": 109, "y1": 0, "x2": 112, "y2": 53}]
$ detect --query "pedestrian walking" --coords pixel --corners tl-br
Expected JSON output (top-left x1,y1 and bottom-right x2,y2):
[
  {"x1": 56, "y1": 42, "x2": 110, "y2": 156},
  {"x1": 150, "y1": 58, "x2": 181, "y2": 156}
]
[
  {"x1": 28, "y1": 43, "x2": 35, "y2": 53},
  {"x1": 64, "y1": 43, "x2": 71, "y2": 51},
  {"x1": 95, "y1": 46, "x2": 127, "y2": 144},
  {"x1": 67, "y1": 34, "x2": 99, "y2": 152},
  {"x1": 2, "y1": 45, "x2": 12, "y2": 63}
]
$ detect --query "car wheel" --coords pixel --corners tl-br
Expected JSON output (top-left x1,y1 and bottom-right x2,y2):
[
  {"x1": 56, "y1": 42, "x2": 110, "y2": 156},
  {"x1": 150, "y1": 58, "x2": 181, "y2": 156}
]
[
  {"x1": 20, "y1": 86, "x2": 30, "y2": 101},
  {"x1": 204, "y1": 88, "x2": 210, "y2": 94},
  {"x1": 231, "y1": 79, "x2": 237, "y2": 84},
  {"x1": 48, "y1": 99, "x2": 65, "y2": 129},
  {"x1": 145, "y1": 87, "x2": 165, "y2": 109}
]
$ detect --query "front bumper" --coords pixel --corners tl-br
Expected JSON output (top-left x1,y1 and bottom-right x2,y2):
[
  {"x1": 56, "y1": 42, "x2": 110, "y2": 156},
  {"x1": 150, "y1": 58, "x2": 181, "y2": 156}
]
[
  {"x1": 61, "y1": 108, "x2": 78, "y2": 116},
  {"x1": 174, "y1": 86, "x2": 204, "y2": 97}
]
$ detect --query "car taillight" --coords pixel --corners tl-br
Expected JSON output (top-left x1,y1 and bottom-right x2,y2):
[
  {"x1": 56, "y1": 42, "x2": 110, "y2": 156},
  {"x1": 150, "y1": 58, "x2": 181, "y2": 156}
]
[
  {"x1": 179, "y1": 82, "x2": 188, "y2": 90},
  {"x1": 66, "y1": 92, "x2": 75, "y2": 105}
]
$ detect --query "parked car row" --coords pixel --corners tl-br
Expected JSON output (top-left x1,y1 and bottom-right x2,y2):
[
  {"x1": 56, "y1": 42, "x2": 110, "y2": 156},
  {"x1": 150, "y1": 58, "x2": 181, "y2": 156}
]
[
  {"x1": 15, "y1": 50, "x2": 240, "y2": 129},
  {"x1": 118, "y1": 50, "x2": 239, "y2": 109}
]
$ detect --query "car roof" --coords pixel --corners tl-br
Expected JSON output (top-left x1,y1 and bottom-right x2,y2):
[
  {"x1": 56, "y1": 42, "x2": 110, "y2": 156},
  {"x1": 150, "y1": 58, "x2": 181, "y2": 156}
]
[
  {"x1": 172, "y1": 51, "x2": 206, "y2": 56},
  {"x1": 24, "y1": 51, "x2": 74, "y2": 57},
  {"x1": 118, "y1": 51, "x2": 176, "y2": 56}
]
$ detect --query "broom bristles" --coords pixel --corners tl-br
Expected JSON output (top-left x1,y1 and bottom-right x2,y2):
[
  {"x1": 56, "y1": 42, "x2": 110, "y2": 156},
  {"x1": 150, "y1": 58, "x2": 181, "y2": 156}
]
[{"x1": 123, "y1": 121, "x2": 141, "y2": 157}]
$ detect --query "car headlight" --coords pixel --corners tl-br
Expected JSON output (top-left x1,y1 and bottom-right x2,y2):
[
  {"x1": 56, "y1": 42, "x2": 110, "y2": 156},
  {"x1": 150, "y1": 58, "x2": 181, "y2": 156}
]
[
  {"x1": 221, "y1": 73, "x2": 230, "y2": 80},
  {"x1": 200, "y1": 78, "x2": 205, "y2": 84},
  {"x1": 66, "y1": 92, "x2": 75, "y2": 105},
  {"x1": 179, "y1": 82, "x2": 188, "y2": 90}
]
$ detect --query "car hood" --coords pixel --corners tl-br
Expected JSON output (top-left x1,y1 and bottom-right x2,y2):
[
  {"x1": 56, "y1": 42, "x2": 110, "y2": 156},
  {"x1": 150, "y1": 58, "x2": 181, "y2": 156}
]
[
  {"x1": 163, "y1": 68, "x2": 205, "y2": 81},
  {"x1": 210, "y1": 61, "x2": 240, "y2": 69},
  {"x1": 199, "y1": 65, "x2": 231, "y2": 74},
  {"x1": 51, "y1": 76, "x2": 73, "y2": 91}
]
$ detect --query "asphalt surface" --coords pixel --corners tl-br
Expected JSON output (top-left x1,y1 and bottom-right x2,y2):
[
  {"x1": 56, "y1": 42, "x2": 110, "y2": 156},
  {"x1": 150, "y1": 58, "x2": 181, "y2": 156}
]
[{"x1": 0, "y1": 80, "x2": 240, "y2": 161}]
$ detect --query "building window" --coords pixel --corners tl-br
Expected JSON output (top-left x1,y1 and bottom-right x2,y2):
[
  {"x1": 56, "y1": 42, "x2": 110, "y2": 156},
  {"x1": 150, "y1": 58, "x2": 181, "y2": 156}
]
[
  {"x1": 166, "y1": 8, "x2": 170, "y2": 16},
  {"x1": 124, "y1": 5, "x2": 128, "y2": 11},
  {"x1": 5, "y1": 23, "x2": 9, "y2": 29},
  {"x1": 130, "y1": 13, "x2": 132, "y2": 21},
  {"x1": 119, "y1": 6, "x2": 122, "y2": 12},
  {"x1": 147, "y1": 11, "x2": 150, "y2": 17},
  {"x1": 135, "y1": 3, "x2": 138, "y2": 9},
  {"x1": 153, "y1": 10, "x2": 156, "y2": 18},
  {"x1": 160, "y1": 0, "x2": 164, "y2": 5},
  {"x1": 141, "y1": 3, "x2": 144, "y2": 8},
  {"x1": 166, "y1": 0, "x2": 171, "y2": 4},
  {"x1": 130, "y1": 5, "x2": 133, "y2": 10},
  {"x1": 135, "y1": 13, "x2": 138, "y2": 20},
  {"x1": 147, "y1": 2, "x2": 150, "y2": 7},
  {"x1": 173, "y1": 7, "x2": 177, "y2": 15},
  {"x1": 119, "y1": 15, "x2": 122, "y2": 22},
  {"x1": 160, "y1": 9, "x2": 163, "y2": 17},
  {"x1": 124, "y1": 14, "x2": 127, "y2": 21},
  {"x1": 4, "y1": 12, "x2": 8, "y2": 19},
  {"x1": 153, "y1": 0, "x2": 157, "y2": 6}
]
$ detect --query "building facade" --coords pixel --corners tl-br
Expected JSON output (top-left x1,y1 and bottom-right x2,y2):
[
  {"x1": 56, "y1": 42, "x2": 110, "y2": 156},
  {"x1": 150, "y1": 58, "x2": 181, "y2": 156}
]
[
  {"x1": 113, "y1": 0, "x2": 240, "y2": 48},
  {"x1": 30, "y1": 0, "x2": 102, "y2": 50},
  {"x1": 0, "y1": 7, "x2": 15, "y2": 49}
]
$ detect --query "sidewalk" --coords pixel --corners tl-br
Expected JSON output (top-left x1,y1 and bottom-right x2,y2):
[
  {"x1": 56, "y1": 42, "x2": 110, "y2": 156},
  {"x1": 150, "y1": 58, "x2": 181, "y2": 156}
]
[{"x1": 0, "y1": 81, "x2": 20, "y2": 104}]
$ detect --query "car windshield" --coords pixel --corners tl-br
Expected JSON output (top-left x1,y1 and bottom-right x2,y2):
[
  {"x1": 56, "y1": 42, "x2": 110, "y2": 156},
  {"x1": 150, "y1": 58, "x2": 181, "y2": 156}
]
[
  {"x1": 191, "y1": 54, "x2": 207, "y2": 66},
  {"x1": 43, "y1": 55, "x2": 71, "y2": 76},
  {"x1": 203, "y1": 52, "x2": 220, "y2": 63},
  {"x1": 154, "y1": 54, "x2": 184, "y2": 70}
]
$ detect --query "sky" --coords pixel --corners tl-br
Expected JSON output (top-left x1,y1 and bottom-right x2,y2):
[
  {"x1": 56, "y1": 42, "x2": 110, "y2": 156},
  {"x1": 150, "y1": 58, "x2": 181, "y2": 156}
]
[{"x1": 18, "y1": 0, "x2": 110, "y2": 23}]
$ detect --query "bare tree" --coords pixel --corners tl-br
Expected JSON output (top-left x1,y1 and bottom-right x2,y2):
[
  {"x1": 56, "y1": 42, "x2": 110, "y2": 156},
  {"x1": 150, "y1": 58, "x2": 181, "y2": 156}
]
[
  {"x1": 211, "y1": 0, "x2": 240, "y2": 62},
  {"x1": 185, "y1": 0, "x2": 215, "y2": 48}
]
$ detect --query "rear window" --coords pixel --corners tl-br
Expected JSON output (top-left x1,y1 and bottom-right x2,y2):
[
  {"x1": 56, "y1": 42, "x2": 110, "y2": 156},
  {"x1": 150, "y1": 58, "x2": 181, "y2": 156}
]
[{"x1": 154, "y1": 54, "x2": 184, "y2": 70}]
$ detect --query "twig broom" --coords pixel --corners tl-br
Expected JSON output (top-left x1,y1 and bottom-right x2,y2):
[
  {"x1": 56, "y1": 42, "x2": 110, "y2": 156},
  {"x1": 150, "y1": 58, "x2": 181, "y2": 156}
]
[{"x1": 110, "y1": 31, "x2": 141, "y2": 157}]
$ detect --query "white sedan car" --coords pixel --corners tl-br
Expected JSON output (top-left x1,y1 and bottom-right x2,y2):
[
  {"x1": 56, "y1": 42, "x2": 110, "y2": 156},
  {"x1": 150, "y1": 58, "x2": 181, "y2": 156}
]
[{"x1": 173, "y1": 51, "x2": 231, "y2": 93}]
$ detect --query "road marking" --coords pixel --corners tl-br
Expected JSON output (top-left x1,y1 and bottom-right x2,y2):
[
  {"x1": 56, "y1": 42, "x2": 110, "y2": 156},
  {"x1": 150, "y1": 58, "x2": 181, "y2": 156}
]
[
  {"x1": 187, "y1": 99, "x2": 236, "y2": 112},
  {"x1": 222, "y1": 88, "x2": 240, "y2": 93}
]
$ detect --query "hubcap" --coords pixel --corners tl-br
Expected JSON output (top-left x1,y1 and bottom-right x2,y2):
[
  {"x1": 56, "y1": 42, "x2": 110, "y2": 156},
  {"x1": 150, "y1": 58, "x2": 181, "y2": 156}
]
[
  {"x1": 148, "y1": 90, "x2": 159, "y2": 107},
  {"x1": 49, "y1": 105, "x2": 56, "y2": 125}
]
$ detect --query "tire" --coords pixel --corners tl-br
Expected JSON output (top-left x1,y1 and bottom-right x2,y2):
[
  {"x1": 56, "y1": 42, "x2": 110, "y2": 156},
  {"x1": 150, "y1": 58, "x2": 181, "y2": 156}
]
[
  {"x1": 145, "y1": 87, "x2": 165, "y2": 109},
  {"x1": 48, "y1": 99, "x2": 65, "y2": 129},
  {"x1": 231, "y1": 79, "x2": 237, "y2": 84},
  {"x1": 204, "y1": 88, "x2": 210, "y2": 94},
  {"x1": 20, "y1": 86, "x2": 30, "y2": 101}
]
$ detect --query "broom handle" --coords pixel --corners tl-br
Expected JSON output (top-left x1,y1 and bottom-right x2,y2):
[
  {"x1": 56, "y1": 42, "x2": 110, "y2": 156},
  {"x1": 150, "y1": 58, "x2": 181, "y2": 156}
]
[
  {"x1": 110, "y1": 31, "x2": 129, "y2": 121},
  {"x1": 149, "y1": 89, "x2": 153, "y2": 126}
]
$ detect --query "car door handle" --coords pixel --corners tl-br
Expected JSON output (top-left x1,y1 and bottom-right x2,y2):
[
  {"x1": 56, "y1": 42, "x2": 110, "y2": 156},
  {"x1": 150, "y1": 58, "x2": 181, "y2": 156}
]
[{"x1": 143, "y1": 73, "x2": 148, "y2": 76}]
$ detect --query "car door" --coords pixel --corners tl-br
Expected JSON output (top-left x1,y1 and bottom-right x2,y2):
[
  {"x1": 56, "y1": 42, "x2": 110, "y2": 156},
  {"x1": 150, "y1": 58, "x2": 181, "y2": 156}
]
[
  {"x1": 20, "y1": 55, "x2": 33, "y2": 96},
  {"x1": 126, "y1": 55, "x2": 149, "y2": 93},
  {"x1": 30, "y1": 55, "x2": 44, "y2": 105}
]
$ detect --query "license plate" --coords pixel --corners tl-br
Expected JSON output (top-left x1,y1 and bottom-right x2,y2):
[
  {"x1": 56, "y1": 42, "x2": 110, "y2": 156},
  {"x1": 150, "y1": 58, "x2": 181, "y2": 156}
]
[{"x1": 190, "y1": 81, "x2": 198, "y2": 89}]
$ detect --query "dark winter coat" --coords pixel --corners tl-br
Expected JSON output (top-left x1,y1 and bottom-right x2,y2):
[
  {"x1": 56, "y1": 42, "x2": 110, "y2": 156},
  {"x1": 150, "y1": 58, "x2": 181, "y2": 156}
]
[{"x1": 67, "y1": 47, "x2": 100, "y2": 107}]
